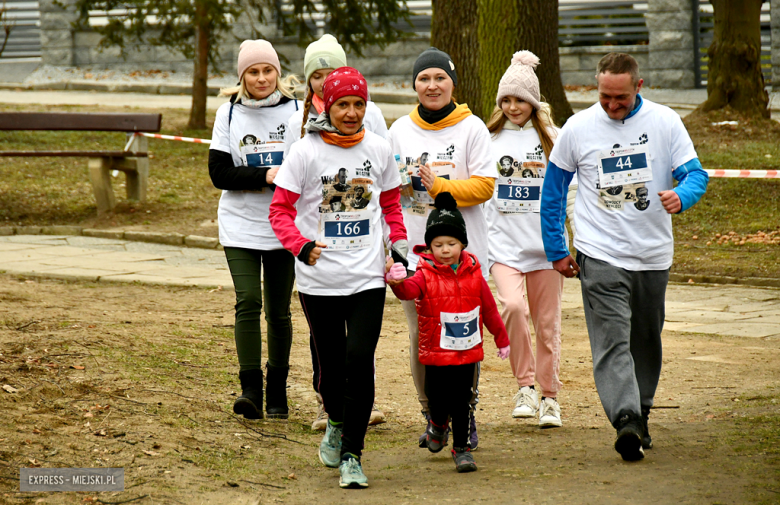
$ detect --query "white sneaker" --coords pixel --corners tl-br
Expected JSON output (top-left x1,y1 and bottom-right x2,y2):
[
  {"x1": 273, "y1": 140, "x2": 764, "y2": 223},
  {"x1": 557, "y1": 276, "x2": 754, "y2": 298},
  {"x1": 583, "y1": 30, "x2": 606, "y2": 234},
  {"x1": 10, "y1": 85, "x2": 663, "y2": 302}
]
[
  {"x1": 539, "y1": 397, "x2": 562, "y2": 428},
  {"x1": 512, "y1": 386, "x2": 539, "y2": 418}
]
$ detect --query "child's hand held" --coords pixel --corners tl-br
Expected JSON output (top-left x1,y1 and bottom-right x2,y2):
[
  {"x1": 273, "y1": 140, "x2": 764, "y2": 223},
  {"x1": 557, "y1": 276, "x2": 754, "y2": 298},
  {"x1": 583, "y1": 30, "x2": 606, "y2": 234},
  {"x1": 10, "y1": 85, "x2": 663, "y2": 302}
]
[{"x1": 497, "y1": 346, "x2": 510, "y2": 360}]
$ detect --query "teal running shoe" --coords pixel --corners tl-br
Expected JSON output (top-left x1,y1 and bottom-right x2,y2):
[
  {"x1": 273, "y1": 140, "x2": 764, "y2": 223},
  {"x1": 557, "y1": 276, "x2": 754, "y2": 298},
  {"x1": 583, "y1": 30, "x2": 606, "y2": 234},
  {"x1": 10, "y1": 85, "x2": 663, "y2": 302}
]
[
  {"x1": 318, "y1": 421, "x2": 342, "y2": 468},
  {"x1": 339, "y1": 454, "x2": 368, "y2": 488}
]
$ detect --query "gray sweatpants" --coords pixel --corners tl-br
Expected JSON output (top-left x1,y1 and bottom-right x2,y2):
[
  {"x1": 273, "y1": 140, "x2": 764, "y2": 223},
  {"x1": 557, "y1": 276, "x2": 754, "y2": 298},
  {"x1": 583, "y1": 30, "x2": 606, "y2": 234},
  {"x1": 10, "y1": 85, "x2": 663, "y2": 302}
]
[{"x1": 577, "y1": 252, "x2": 668, "y2": 427}]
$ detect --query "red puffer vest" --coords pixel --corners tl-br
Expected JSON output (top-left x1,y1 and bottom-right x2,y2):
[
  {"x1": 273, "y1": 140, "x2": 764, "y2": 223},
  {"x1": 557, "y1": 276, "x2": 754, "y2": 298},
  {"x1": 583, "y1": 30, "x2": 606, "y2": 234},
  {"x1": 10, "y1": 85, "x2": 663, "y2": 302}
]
[{"x1": 414, "y1": 246, "x2": 485, "y2": 366}]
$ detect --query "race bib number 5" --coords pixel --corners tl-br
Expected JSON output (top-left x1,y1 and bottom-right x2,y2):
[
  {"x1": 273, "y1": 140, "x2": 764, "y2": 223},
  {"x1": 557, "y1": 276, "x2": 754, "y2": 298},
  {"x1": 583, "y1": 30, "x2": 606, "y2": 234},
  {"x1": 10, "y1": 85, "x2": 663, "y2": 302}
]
[
  {"x1": 439, "y1": 307, "x2": 481, "y2": 351},
  {"x1": 320, "y1": 212, "x2": 373, "y2": 251},
  {"x1": 598, "y1": 146, "x2": 652, "y2": 188}
]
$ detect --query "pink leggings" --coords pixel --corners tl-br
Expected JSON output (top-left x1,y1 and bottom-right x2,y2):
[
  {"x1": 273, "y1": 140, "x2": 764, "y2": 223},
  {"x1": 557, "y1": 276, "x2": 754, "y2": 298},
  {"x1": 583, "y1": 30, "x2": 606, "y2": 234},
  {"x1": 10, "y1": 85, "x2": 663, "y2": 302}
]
[{"x1": 490, "y1": 263, "x2": 564, "y2": 398}]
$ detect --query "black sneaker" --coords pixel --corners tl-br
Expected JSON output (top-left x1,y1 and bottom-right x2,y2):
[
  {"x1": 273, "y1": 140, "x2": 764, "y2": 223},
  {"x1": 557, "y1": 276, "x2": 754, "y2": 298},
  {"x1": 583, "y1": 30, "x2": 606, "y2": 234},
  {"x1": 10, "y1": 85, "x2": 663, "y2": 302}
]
[
  {"x1": 641, "y1": 407, "x2": 653, "y2": 450},
  {"x1": 614, "y1": 412, "x2": 645, "y2": 461},
  {"x1": 451, "y1": 447, "x2": 477, "y2": 473},
  {"x1": 426, "y1": 421, "x2": 449, "y2": 453}
]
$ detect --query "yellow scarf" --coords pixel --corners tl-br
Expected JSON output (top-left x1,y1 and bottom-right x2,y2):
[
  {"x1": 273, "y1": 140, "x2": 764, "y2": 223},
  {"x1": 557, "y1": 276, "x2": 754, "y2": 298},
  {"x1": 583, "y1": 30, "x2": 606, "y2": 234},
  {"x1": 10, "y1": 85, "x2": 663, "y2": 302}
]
[
  {"x1": 320, "y1": 130, "x2": 365, "y2": 148},
  {"x1": 410, "y1": 103, "x2": 473, "y2": 131}
]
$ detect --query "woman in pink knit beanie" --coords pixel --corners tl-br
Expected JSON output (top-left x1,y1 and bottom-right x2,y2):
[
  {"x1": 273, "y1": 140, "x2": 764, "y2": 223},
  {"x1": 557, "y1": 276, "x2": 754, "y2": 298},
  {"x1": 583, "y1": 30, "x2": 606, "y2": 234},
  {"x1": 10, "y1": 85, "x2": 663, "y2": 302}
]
[
  {"x1": 208, "y1": 40, "x2": 301, "y2": 423},
  {"x1": 484, "y1": 50, "x2": 570, "y2": 429}
]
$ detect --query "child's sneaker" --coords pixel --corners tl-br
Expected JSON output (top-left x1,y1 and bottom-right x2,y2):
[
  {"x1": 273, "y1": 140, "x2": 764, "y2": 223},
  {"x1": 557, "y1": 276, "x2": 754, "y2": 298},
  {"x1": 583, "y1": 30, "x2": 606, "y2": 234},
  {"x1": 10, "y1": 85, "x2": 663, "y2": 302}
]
[
  {"x1": 339, "y1": 453, "x2": 369, "y2": 488},
  {"x1": 451, "y1": 447, "x2": 477, "y2": 473},
  {"x1": 539, "y1": 397, "x2": 563, "y2": 428},
  {"x1": 512, "y1": 386, "x2": 539, "y2": 418},
  {"x1": 425, "y1": 421, "x2": 449, "y2": 453},
  {"x1": 318, "y1": 420, "x2": 342, "y2": 468}
]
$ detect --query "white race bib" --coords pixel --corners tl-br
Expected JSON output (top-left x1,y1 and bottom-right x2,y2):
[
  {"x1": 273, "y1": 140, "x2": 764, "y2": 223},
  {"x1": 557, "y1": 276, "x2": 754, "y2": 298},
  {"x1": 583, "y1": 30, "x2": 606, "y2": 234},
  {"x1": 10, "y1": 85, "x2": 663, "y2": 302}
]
[
  {"x1": 439, "y1": 306, "x2": 481, "y2": 351},
  {"x1": 319, "y1": 211, "x2": 373, "y2": 251},
  {"x1": 411, "y1": 162, "x2": 454, "y2": 205},
  {"x1": 495, "y1": 177, "x2": 543, "y2": 213},
  {"x1": 241, "y1": 142, "x2": 285, "y2": 168},
  {"x1": 598, "y1": 145, "x2": 653, "y2": 188}
]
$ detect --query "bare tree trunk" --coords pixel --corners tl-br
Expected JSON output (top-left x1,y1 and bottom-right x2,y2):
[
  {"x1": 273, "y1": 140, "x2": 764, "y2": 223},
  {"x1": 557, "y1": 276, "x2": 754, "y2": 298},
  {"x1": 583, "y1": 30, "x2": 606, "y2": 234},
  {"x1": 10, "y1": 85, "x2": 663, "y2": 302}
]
[
  {"x1": 477, "y1": 0, "x2": 519, "y2": 120},
  {"x1": 188, "y1": 0, "x2": 210, "y2": 130},
  {"x1": 430, "y1": 0, "x2": 480, "y2": 113},
  {"x1": 700, "y1": 0, "x2": 768, "y2": 118},
  {"x1": 515, "y1": 0, "x2": 573, "y2": 125}
]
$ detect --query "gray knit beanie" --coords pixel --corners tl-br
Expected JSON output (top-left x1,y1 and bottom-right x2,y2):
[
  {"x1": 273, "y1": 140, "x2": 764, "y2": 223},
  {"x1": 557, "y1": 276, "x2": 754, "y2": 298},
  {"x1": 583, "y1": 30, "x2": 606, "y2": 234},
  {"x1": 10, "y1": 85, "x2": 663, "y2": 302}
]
[
  {"x1": 412, "y1": 47, "x2": 458, "y2": 90},
  {"x1": 496, "y1": 50, "x2": 542, "y2": 110}
]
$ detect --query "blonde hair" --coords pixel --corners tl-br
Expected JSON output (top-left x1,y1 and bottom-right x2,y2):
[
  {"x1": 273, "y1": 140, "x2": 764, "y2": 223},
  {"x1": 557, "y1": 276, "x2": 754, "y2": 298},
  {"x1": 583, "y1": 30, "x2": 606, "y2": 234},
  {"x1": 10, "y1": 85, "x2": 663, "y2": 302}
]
[
  {"x1": 220, "y1": 73, "x2": 300, "y2": 102},
  {"x1": 486, "y1": 101, "x2": 557, "y2": 160}
]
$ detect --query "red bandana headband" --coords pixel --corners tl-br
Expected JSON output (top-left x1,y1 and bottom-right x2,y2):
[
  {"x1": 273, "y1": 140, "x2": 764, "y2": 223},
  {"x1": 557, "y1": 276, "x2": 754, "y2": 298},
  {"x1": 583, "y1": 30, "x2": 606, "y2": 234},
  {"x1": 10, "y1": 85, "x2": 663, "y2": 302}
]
[{"x1": 322, "y1": 66, "x2": 369, "y2": 113}]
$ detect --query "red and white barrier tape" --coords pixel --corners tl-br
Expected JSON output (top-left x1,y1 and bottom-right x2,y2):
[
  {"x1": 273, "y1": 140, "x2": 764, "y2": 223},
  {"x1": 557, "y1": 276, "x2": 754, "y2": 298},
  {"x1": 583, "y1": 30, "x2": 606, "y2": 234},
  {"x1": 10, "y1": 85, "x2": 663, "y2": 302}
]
[
  {"x1": 705, "y1": 169, "x2": 778, "y2": 179},
  {"x1": 124, "y1": 135, "x2": 779, "y2": 180},
  {"x1": 129, "y1": 132, "x2": 211, "y2": 146}
]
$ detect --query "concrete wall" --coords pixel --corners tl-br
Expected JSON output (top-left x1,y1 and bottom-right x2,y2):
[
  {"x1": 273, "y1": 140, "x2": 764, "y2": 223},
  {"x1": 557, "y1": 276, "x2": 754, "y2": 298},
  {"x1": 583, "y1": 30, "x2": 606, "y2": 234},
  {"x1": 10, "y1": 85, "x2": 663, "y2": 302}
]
[{"x1": 559, "y1": 45, "x2": 649, "y2": 86}]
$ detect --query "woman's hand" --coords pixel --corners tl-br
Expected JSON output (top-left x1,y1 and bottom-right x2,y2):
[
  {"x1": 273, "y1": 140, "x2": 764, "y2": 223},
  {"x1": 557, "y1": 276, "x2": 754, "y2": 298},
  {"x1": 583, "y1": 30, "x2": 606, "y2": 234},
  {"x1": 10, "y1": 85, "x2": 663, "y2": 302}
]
[
  {"x1": 266, "y1": 166, "x2": 280, "y2": 185},
  {"x1": 308, "y1": 241, "x2": 327, "y2": 265},
  {"x1": 418, "y1": 163, "x2": 436, "y2": 191}
]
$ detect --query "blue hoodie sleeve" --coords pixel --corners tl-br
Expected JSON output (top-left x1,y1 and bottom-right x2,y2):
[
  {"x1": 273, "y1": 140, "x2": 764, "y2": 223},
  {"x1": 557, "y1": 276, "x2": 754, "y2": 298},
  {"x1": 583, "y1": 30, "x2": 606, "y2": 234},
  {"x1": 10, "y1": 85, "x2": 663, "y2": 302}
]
[
  {"x1": 672, "y1": 157, "x2": 708, "y2": 213},
  {"x1": 541, "y1": 161, "x2": 575, "y2": 262}
]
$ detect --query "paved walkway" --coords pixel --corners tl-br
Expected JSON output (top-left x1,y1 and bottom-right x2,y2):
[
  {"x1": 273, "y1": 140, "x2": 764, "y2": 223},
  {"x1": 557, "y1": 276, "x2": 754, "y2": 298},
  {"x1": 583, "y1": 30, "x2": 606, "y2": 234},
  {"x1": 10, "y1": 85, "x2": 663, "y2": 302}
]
[{"x1": 2, "y1": 234, "x2": 779, "y2": 340}]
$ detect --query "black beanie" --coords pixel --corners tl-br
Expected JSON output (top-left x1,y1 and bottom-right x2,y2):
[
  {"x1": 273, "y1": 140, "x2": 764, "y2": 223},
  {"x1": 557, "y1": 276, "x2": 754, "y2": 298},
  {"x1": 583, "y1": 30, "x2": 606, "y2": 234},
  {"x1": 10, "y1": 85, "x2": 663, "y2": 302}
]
[
  {"x1": 412, "y1": 47, "x2": 458, "y2": 90},
  {"x1": 425, "y1": 192, "x2": 468, "y2": 247}
]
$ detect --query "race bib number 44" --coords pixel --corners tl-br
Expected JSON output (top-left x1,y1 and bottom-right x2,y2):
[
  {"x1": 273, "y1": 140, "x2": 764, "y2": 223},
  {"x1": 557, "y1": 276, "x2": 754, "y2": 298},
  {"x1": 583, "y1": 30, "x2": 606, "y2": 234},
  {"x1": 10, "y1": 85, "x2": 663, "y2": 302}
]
[
  {"x1": 598, "y1": 146, "x2": 652, "y2": 188},
  {"x1": 439, "y1": 307, "x2": 481, "y2": 351},
  {"x1": 320, "y1": 212, "x2": 373, "y2": 251},
  {"x1": 496, "y1": 177, "x2": 543, "y2": 213}
]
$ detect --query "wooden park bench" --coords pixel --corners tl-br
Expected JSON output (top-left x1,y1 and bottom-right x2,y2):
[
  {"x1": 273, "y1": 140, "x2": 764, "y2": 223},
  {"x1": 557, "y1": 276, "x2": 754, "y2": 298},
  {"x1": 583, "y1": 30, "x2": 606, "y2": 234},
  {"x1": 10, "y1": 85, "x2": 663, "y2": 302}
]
[{"x1": 0, "y1": 112, "x2": 162, "y2": 214}]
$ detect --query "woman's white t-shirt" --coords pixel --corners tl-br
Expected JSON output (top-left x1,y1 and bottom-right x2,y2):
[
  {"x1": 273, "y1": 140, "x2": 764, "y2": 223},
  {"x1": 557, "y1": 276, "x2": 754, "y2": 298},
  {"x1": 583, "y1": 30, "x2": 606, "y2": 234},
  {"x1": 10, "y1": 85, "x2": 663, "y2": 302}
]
[
  {"x1": 287, "y1": 101, "x2": 388, "y2": 149},
  {"x1": 387, "y1": 114, "x2": 498, "y2": 279},
  {"x1": 210, "y1": 99, "x2": 300, "y2": 250},
  {"x1": 274, "y1": 131, "x2": 401, "y2": 296},
  {"x1": 486, "y1": 125, "x2": 564, "y2": 273},
  {"x1": 549, "y1": 99, "x2": 698, "y2": 270}
]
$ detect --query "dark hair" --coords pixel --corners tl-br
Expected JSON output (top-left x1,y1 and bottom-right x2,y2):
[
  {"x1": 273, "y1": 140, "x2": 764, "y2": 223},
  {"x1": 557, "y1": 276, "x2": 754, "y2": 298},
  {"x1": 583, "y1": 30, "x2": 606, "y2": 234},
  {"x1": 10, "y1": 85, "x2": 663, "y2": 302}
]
[
  {"x1": 597, "y1": 53, "x2": 640, "y2": 85},
  {"x1": 499, "y1": 155, "x2": 513, "y2": 165}
]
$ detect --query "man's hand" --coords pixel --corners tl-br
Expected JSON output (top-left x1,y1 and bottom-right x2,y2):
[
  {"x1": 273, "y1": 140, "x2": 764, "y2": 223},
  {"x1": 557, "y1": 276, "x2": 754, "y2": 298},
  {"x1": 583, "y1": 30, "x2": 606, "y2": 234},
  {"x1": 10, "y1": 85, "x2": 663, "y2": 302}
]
[
  {"x1": 553, "y1": 254, "x2": 580, "y2": 278},
  {"x1": 266, "y1": 166, "x2": 280, "y2": 185},
  {"x1": 418, "y1": 163, "x2": 436, "y2": 191},
  {"x1": 308, "y1": 241, "x2": 327, "y2": 266},
  {"x1": 658, "y1": 190, "x2": 681, "y2": 214}
]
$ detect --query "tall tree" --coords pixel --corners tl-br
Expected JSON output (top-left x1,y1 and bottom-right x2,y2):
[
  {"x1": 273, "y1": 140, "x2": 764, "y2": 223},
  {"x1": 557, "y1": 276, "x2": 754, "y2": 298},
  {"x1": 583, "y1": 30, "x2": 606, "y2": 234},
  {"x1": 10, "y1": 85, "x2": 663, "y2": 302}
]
[
  {"x1": 430, "y1": 0, "x2": 480, "y2": 113},
  {"x1": 434, "y1": 0, "x2": 573, "y2": 124},
  {"x1": 73, "y1": 0, "x2": 411, "y2": 129},
  {"x1": 699, "y1": 0, "x2": 769, "y2": 118}
]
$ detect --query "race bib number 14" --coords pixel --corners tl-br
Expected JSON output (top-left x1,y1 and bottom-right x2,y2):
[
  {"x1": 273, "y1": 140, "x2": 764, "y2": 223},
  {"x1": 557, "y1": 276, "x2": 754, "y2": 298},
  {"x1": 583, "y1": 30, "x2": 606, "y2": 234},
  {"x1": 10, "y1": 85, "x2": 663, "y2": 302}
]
[{"x1": 597, "y1": 145, "x2": 653, "y2": 188}]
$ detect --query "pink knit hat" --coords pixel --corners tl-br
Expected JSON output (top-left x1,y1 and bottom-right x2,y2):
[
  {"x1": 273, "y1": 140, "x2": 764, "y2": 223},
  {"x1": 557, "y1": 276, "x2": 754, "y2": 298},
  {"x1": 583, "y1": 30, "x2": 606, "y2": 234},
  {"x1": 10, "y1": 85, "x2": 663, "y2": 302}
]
[
  {"x1": 496, "y1": 50, "x2": 541, "y2": 110},
  {"x1": 237, "y1": 40, "x2": 282, "y2": 81}
]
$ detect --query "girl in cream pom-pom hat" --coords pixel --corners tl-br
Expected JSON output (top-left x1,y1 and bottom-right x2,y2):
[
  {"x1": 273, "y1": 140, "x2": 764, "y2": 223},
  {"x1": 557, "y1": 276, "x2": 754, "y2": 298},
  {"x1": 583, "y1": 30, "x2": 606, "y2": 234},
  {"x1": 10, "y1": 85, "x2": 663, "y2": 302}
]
[{"x1": 485, "y1": 50, "x2": 573, "y2": 429}]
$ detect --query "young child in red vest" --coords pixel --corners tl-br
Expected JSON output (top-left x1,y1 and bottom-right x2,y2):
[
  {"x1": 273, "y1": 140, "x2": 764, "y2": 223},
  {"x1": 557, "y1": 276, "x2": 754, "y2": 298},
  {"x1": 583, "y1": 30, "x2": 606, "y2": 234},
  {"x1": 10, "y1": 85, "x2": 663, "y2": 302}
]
[{"x1": 386, "y1": 192, "x2": 510, "y2": 473}]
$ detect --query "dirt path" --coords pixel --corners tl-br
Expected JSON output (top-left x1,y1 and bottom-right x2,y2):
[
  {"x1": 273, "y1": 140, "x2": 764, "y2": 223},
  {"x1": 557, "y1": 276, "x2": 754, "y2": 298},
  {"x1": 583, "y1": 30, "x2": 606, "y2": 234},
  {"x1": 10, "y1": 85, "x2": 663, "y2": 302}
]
[{"x1": 0, "y1": 276, "x2": 778, "y2": 504}]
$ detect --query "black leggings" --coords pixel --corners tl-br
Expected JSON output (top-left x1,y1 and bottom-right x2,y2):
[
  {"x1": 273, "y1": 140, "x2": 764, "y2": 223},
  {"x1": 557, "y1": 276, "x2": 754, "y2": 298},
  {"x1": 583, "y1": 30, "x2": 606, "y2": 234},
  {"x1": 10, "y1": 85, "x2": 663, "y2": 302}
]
[
  {"x1": 224, "y1": 247, "x2": 295, "y2": 371},
  {"x1": 300, "y1": 288, "x2": 386, "y2": 458},
  {"x1": 425, "y1": 363, "x2": 477, "y2": 449}
]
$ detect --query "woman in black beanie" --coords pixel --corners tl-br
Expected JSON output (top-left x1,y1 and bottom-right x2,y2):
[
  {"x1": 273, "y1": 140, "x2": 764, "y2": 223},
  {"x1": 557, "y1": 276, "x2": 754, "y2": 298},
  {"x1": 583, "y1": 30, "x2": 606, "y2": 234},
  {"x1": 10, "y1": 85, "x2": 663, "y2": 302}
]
[{"x1": 387, "y1": 47, "x2": 499, "y2": 451}]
